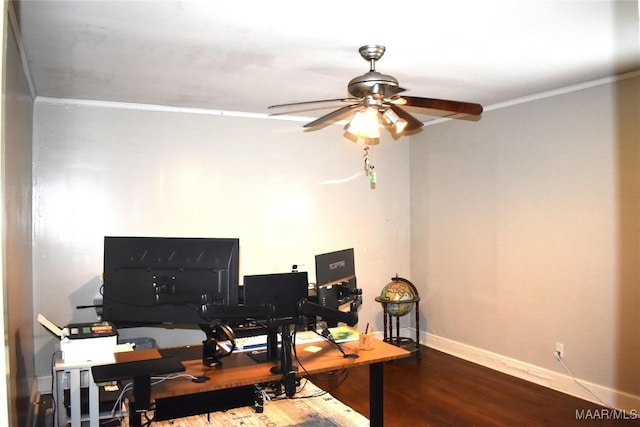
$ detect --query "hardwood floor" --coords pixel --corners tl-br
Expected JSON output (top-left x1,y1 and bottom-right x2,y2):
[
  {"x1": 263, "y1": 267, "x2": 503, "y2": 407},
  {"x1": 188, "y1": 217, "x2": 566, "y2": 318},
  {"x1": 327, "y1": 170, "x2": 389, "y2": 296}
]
[{"x1": 314, "y1": 346, "x2": 640, "y2": 427}]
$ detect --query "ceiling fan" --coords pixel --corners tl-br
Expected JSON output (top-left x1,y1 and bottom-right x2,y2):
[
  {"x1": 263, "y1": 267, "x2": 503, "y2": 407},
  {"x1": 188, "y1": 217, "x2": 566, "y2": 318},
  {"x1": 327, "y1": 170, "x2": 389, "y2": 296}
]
[{"x1": 268, "y1": 45, "x2": 484, "y2": 137}]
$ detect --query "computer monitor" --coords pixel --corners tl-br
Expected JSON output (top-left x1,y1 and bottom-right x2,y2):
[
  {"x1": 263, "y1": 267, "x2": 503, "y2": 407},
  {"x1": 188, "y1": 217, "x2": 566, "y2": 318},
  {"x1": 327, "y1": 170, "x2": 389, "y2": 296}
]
[
  {"x1": 102, "y1": 236, "x2": 240, "y2": 327},
  {"x1": 242, "y1": 271, "x2": 309, "y2": 372},
  {"x1": 314, "y1": 248, "x2": 357, "y2": 308},
  {"x1": 242, "y1": 272, "x2": 309, "y2": 323}
]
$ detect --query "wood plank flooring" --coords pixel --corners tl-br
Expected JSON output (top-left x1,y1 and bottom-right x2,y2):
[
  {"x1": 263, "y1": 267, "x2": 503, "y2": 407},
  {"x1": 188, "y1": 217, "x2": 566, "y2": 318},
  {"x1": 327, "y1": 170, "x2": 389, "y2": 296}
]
[{"x1": 314, "y1": 346, "x2": 640, "y2": 427}]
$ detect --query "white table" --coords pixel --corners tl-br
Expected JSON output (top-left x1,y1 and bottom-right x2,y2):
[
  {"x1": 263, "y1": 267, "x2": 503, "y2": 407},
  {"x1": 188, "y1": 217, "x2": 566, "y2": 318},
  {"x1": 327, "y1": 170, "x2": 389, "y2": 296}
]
[{"x1": 53, "y1": 356, "x2": 123, "y2": 427}]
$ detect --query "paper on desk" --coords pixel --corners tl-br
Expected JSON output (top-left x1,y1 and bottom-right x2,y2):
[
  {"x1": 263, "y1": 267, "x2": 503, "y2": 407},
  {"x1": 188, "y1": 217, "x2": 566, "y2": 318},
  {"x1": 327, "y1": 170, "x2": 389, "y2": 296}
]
[
  {"x1": 115, "y1": 343, "x2": 135, "y2": 352},
  {"x1": 295, "y1": 326, "x2": 359, "y2": 344},
  {"x1": 37, "y1": 313, "x2": 63, "y2": 337},
  {"x1": 304, "y1": 345, "x2": 322, "y2": 353}
]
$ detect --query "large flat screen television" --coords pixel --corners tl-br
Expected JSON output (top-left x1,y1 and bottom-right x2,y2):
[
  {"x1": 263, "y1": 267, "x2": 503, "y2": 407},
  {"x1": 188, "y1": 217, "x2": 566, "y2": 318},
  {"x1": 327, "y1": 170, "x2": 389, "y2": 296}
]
[{"x1": 102, "y1": 236, "x2": 240, "y2": 327}]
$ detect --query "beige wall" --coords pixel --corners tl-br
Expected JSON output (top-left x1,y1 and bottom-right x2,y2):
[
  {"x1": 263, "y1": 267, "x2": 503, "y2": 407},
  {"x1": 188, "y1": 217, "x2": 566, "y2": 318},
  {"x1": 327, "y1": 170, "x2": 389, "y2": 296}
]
[
  {"x1": 3, "y1": 5, "x2": 35, "y2": 426},
  {"x1": 410, "y1": 75, "x2": 640, "y2": 405},
  {"x1": 31, "y1": 101, "x2": 411, "y2": 379}
]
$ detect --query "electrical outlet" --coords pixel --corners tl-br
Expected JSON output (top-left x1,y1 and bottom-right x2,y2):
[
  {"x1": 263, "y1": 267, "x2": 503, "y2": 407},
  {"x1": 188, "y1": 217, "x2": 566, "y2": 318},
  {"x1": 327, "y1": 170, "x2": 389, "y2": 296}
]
[{"x1": 555, "y1": 342, "x2": 564, "y2": 359}]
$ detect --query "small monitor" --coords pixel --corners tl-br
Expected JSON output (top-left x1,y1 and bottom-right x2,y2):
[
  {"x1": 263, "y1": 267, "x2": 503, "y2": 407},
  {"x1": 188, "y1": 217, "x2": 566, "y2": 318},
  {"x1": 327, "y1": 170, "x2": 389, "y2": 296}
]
[
  {"x1": 314, "y1": 248, "x2": 357, "y2": 308},
  {"x1": 315, "y1": 248, "x2": 355, "y2": 286},
  {"x1": 243, "y1": 272, "x2": 309, "y2": 321}
]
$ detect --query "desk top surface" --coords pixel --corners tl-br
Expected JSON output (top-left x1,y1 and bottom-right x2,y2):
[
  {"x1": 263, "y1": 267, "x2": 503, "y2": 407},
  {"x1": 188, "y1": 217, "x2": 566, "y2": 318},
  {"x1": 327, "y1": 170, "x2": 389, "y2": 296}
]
[{"x1": 149, "y1": 335, "x2": 410, "y2": 400}]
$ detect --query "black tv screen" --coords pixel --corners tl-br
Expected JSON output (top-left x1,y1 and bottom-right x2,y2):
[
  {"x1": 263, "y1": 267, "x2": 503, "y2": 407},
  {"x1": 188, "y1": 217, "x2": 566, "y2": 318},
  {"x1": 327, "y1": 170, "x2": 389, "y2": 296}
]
[
  {"x1": 102, "y1": 237, "x2": 240, "y2": 327},
  {"x1": 315, "y1": 248, "x2": 355, "y2": 286},
  {"x1": 243, "y1": 272, "x2": 309, "y2": 321},
  {"x1": 314, "y1": 248, "x2": 357, "y2": 308}
]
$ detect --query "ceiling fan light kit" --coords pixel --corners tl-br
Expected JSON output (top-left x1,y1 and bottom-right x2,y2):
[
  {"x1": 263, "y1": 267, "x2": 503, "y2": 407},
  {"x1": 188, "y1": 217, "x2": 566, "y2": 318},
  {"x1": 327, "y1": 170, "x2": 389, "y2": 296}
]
[
  {"x1": 382, "y1": 109, "x2": 408, "y2": 134},
  {"x1": 345, "y1": 107, "x2": 381, "y2": 139}
]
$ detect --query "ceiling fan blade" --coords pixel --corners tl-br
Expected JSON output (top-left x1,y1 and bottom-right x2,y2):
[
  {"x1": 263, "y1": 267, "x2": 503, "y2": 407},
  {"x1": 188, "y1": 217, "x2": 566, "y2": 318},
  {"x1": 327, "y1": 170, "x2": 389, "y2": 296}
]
[
  {"x1": 304, "y1": 104, "x2": 362, "y2": 128},
  {"x1": 268, "y1": 98, "x2": 361, "y2": 109},
  {"x1": 402, "y1": 96, "x2": 483, "y2": 116},
  {"x1": 389, "y1": 105, "x2": 424, "y2": 131}
]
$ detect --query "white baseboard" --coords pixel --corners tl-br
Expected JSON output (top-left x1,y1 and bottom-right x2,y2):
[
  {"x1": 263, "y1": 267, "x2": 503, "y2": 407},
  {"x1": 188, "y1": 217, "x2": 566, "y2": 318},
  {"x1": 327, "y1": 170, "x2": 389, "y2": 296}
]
[{"x1": 403, "y1": 328, "x2": 639, "y2": 414}]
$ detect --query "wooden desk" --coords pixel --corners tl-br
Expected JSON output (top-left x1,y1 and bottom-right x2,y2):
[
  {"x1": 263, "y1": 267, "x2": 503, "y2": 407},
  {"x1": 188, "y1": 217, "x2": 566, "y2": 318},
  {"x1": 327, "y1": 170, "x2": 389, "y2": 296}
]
[{"x1": 101, "y1": 336, "x2": 410, "y2": 427}]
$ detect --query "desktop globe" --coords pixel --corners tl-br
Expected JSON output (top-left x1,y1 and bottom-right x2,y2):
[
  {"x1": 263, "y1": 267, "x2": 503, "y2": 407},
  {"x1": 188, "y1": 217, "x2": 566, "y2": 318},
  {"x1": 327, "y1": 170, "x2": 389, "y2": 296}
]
[{"x1": 379, "y1": 280, "x2": 416, "y2": 316}]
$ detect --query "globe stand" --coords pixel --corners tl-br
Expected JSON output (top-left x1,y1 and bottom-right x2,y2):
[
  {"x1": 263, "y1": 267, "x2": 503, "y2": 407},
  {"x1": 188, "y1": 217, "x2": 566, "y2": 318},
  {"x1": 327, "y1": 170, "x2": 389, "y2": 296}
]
[{"x1": 375, "y1": 276, "x2": 421, "y2": 360}]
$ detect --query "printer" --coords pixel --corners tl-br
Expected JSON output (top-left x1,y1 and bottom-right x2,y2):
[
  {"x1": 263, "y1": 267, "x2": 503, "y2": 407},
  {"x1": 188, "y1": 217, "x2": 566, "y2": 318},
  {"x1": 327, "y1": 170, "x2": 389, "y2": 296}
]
[{"x1": 38, "y1": 314, "x2": 118, "y2": 364}]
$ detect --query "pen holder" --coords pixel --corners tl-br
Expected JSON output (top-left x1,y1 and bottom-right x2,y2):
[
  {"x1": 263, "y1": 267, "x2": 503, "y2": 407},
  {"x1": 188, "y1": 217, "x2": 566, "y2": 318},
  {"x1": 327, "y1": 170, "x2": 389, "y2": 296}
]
[{"x1": 359, "y1": 333, "x2": 373, "y2": 351}]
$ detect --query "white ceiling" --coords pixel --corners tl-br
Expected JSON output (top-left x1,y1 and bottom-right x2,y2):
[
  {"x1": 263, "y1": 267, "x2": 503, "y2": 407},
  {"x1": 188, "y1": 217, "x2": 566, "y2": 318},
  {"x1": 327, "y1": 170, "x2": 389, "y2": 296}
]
[{"x1": 14, "y1": 1, "x2": 640, "y2": 123}]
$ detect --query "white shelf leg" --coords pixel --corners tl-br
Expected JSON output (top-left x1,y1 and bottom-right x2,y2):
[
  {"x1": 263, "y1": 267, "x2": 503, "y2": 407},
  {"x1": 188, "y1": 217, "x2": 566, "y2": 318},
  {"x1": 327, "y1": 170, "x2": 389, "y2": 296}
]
[
  {"x1": 88, "y1": 368, "x2": 99, "y2": 427},
  {"x1": 69, "y1": 369, "x2": 81, "y2": 427}
]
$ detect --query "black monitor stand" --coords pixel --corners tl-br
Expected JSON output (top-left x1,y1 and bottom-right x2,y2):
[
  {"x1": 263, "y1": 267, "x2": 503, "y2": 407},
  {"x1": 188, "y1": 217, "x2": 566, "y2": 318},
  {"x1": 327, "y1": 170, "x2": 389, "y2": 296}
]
[
  {"x1": 244, "y1": 316, "x2": 299, "y2": 397},
  {"x1": 269, "y1": 323, "x2": 297, "y2": 397},
  {"x1": 198, "y1": 304, "x2": 271, "y2": 367}
]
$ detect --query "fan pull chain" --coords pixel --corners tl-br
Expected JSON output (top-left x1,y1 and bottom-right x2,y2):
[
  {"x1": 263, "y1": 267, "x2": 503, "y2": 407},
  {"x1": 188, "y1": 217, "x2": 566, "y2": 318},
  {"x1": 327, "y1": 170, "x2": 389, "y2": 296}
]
[{"x1": 363, "y1": 147, "x2": 376, "y2": 184}]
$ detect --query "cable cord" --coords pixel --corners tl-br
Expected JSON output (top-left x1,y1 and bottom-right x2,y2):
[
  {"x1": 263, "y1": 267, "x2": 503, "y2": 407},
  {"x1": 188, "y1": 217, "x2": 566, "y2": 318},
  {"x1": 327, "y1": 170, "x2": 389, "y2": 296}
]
[
  {"x1": 49, "y1": 351, "x2": 59, "y2": 425},
  {"x1": 555, "y1": 354, "x2": 613, "y2": 410},
  {"x1": 313, "y1": 327, "x2": 358, "y2": 359},
  {"x1": 288, "y1": 329, "x2": 351, "y2": 399},
  {"x1": 110, "y1": 373, "x2": 200, "y2": 423}
]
